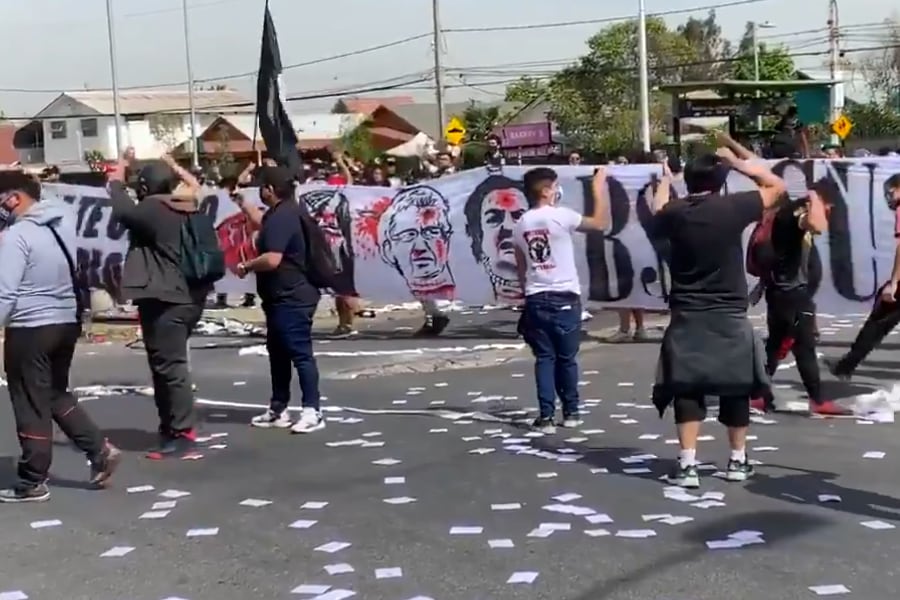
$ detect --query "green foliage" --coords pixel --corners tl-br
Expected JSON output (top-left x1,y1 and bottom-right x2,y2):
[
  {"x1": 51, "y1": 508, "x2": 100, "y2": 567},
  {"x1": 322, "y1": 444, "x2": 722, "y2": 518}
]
[
  {"x1": 676, "y1": 10, "x2": 732, "y2": 81},
  {"x1": 858, "y1": 18, "x2": 900, "y2": 104},
  {"x1": 504, "y1": 77, "x2": 547, "y2": 105},
  {"x1": 337, "y1": 121, "x2": 378, "y2": 164},
  {"x1": 729, "y1": 22, "x2": 796, "y2": 81},
  {"x1": 844, "y1": 102, "x2": 900, "y2": 138},
  {"x1": 460, "y1": 101, "x2": 501, "y2": 142},
  {"x1": 84, "y1": 150, "x2": 106, "y2": 172}
]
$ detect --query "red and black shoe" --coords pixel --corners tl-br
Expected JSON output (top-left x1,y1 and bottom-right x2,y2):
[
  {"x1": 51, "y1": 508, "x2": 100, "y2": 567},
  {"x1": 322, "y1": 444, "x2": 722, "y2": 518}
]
[
  {"x1": 809, "y1": 400, "x2": 852, "y2": 417},
  {"x1": 146, "y1": 429, "x2": 203, "y2": 461}
]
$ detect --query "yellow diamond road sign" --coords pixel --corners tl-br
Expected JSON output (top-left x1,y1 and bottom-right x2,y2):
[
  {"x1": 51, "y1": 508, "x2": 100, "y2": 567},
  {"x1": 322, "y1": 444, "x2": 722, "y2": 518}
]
[
  {"x1": 444, "y1": 117, "x2": 466, "y2": 145},
  {"x1": 832, "y1": 114, "x2": 853, "y2": 140}
]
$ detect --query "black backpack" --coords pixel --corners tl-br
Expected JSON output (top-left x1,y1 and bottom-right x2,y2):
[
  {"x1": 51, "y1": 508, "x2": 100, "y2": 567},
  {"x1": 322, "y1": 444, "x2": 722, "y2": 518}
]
[
  {"x1": 298, "y1": 210, "x2": 337, "y2": 290},
  {"x1": 179, "y1": 212, "x2": 226, "y2": 287}
]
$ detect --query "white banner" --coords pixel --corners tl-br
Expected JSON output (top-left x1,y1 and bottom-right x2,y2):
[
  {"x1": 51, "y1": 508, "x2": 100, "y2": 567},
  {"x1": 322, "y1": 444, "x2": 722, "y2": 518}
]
[{"x1": 43, "y1": 159, "x2": 900, "y2": 315}]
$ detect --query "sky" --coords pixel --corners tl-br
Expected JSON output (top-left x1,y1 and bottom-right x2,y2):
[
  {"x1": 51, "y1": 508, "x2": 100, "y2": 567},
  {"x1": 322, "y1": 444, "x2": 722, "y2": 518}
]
[{"x1": 0, "y1": 0, "x2": 897, "y2": 120}]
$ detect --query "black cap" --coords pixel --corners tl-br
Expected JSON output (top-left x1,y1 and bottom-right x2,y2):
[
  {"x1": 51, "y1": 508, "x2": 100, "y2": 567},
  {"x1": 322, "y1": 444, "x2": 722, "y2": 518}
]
[{"x1": 134, "y1": 161, "x2": 175, "y2": 195}]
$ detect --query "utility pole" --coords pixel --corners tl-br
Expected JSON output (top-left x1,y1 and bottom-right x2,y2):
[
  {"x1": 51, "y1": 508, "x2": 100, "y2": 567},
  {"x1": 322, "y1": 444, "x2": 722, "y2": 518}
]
[
  {"x1": 182, "y1": 0, "x2": 199, "y2": 169},
  {"x1": 828, "y1": 0, "x2": 842, "y2": 145},
  {"x1": 431, "y1": 0, "x2": 446, "y2": 144},
  {"x1": 637, "y1": 0, "x2": 651, "y2": 153},
  {"x1": 104, "y1": 0, "x2": 124, "y2": 156}
]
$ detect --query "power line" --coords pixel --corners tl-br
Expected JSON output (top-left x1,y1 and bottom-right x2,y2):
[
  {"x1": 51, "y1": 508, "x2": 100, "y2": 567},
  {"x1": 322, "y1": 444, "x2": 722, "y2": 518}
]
[{"x1": 442, "y1": 0, "x2": 770, "y2": 33}]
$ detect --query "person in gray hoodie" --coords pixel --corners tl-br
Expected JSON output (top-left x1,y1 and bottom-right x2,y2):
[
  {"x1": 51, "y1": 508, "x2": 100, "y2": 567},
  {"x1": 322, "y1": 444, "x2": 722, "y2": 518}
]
[{"x1": 0, "y1": 170, "x2": 121, "y2": 503}]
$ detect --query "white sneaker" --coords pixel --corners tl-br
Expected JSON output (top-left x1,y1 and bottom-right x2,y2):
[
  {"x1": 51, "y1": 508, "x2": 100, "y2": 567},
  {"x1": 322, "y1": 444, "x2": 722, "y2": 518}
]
[
  {"x1": 250, "y1": 409, "x2": 292, "y2": 429},
  {"x1": 291, "y1": 407, "x2": 326, "y2": 434}
]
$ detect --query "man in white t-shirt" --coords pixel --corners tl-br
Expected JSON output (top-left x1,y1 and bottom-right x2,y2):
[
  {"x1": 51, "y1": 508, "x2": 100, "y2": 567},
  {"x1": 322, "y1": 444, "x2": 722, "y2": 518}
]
[{"x1": 513, "y1": 167, "x2": 610, "y2": 434}]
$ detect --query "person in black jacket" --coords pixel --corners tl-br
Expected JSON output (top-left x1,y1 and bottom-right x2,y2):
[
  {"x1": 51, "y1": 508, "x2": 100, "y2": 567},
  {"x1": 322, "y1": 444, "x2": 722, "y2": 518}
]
[{"x1": 107, "y1": 154, "x2": 211, "y2": 460}]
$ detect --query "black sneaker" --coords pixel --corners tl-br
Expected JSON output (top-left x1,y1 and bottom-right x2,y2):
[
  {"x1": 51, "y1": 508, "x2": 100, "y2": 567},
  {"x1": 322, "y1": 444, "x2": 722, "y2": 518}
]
[
  {"x1": 416, "y1": 314, "x2": 450, "y2": 337},
  {"x1": 0, "y1": 482, "x2": 51, "y2": 503},
  {"x1": 725, "y1": 458, "x2": 755, "y2": 482},
  {"x1": 531, "y1": 417, "x2": 556, "y2": 434},
  {"x1": 90, "y1": 443, "x2": 122, "y2": 487},
  {"x1": 666, "y1": 463, "x2": 700, "y2": 489},
  {"x1": 824, "y1": 357, "x2": 852, "y2": 382},
  {"x1": 146, "y1": 431, "x2": 201, "y2": 461}
]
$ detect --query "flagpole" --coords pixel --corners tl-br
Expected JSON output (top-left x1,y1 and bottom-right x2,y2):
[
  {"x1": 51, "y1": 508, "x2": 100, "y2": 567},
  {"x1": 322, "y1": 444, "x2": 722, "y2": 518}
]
[
  {"x1": 251, "y1": 0, "x2": 267, "y2": 162},
  {"x1": 182, "y1": 0, "x2": 199, "y2": 168},
  {"x1": 105, "y1": 0, "x2": 124, "y2": 156}
]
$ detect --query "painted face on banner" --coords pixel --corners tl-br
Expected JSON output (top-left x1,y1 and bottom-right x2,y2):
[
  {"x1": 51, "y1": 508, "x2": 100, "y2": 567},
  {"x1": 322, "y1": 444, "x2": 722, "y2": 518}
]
[
  {"x1": 303, "y1": 189, "x2": 352, "y2": 274},
  {"x1": 378, "y1": 186, "x2": 455, "y2": 299},
  {"x1": 479, "y1": 187, "x2": 527, "y2": 300}
]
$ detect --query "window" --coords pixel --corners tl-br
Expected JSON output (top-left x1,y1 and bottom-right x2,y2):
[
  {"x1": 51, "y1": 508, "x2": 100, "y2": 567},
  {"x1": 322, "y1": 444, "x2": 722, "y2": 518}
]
[
  {"x1": 49, "y1": 120, "x2": 67, "y2": 140},
  {"x1": 80, "y1": 118, "x2": 98, "y2": 138}
]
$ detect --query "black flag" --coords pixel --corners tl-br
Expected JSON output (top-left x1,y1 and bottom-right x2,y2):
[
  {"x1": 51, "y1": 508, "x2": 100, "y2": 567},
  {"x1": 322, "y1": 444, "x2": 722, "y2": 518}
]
[{"x1": 256, "y1": 1, "x2": 300, "y2": 174}]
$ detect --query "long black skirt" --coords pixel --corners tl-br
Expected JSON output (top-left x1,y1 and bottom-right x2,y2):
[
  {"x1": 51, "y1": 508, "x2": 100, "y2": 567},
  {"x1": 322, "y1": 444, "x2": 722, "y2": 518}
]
[{"x1": 652, "y1": 309, "x2": 770, "y2": 416}]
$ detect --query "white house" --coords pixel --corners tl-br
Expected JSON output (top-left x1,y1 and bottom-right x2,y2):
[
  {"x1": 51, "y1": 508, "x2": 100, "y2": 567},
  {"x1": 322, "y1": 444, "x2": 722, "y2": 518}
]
[{"x1": 29, "y1": 89, "x2": 251, "y2": 165}]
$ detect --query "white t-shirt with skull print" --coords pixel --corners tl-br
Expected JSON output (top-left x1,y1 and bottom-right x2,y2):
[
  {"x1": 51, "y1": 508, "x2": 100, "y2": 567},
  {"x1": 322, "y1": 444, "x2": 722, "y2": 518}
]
[{"x1": 513, "y1": 205, "x2": 582, "y2": 297}]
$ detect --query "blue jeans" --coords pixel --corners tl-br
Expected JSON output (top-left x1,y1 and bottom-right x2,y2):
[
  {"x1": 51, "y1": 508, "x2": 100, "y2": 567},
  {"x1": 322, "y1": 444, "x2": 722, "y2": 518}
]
[
  {"x1": 520, "y1": 292, "x2": 582, "y2": 420},
  {"x1": 265, "y1": 301, "x2": 321, "y2": 412}
]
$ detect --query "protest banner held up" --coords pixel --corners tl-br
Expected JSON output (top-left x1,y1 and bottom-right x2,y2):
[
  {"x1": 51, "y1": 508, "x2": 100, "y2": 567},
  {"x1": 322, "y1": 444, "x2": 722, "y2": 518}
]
[{"x1": 43, "y1": 158, "x2": 900, "y2": 316}]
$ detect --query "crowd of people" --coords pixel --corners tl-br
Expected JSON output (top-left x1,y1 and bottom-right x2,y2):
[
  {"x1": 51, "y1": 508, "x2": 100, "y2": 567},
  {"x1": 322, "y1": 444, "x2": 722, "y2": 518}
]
[{"x1": 1, "y1": 128, "x2": 900, "y2": 502}]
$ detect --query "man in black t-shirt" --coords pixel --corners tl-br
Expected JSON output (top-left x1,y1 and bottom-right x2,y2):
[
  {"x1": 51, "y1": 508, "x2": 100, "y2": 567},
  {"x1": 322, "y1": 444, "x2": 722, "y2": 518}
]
[
  {"x1": 756, "y1": 191, "x2": 848, "y2": 416},
  {"x1": 232, "y1": 166, "x2": 325, "y2": 435},
  {"x1": 649, "y1": 135, "x2": 785, "y2": 490}
]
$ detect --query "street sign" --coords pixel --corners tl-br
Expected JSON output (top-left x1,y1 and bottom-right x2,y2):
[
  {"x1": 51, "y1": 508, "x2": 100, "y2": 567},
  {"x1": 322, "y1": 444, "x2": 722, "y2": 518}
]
[
  {"x1": 444, "y1": 117, "x2": 466, "y2": 145},
  {"x1": 832, "y1": 114, "x2": 853, "y2": 140}
]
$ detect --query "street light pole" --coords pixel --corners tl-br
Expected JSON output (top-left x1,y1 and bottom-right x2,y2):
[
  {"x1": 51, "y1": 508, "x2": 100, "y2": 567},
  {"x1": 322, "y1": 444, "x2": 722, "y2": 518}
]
[
  {"x1": 751, "y1": 21, "x2": 776, "y2": 131},
  {"x1": 431, "y1": 0, "x2": 446, "y2": 144},
  {"x1": 637, "y1": 0, "x2": 651, "y2": 153},
  {"x1": 104, "y1": 0, "x2": 124, "y2": 157},
  {"x1": 182, "y1": 0, "x2": 199, "y2": 169}
]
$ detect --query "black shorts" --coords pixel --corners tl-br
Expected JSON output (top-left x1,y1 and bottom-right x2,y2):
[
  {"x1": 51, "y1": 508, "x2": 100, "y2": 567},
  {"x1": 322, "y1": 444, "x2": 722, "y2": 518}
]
[{"x1": 673, "y1": 395, "x2": 750, "y2": 428}]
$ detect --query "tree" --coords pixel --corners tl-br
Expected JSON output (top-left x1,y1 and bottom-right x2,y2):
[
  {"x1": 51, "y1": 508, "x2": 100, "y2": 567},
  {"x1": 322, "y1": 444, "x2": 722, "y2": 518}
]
[
  {"x1": 337, "y1": 120, "x2": 378, "y2": 163},
  {"x1": 460, "y1": 101, "x2": 501, "y2": 141},
  {"x1": 677, "y1": 10, "x2": 732, "y2": 81},
  {"x1": 730, "y1": 21, "x2": 796, "y2": 81},
  {"x1": 858, "y1": 18, "x2": 900, "y2": 105},
  {"x1": 537, "y1": 17, "x2": 696, "y2": 154},
  {"x1": 148, "y1": 114, "x2": 185, "y2": 153},
  {"x1": 844, "y1": 101, "x2": 900, "y2": 138},
  {"x1": 504, "y1": 76, "x2": 547, "y2": 105}
]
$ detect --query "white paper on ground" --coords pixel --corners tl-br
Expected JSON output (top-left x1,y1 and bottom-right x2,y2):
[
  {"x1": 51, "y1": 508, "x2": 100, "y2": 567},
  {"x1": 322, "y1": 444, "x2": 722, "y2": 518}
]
[
  {"x1": 29, "y1": 520, "x2": 62, "y2": 529},
  {"x1": 159, "y1": 489, "x2": 191, "y2": 499},
  {"x1": 863, "y1": 451, "x2": 886, "y2": 459},
  {"x1": 449, "y1": 526, "x2": 483, "y2": 535},
  {"x1": 536, "y1": 472, "x2": 558, "y2": 479},
  {"x1": 374, "y1": 568, "x2": 403, "y2": 580},
  {"x1": 301, "y1": 501, "x2": 329, "y2": 509},
  {"x1": 126, "y1": 485, "x2": 154, "y2": 493},
  {"x1": 315, "y1": 542, "x2": 352, "y2": 553},
  {"x1": 507, "y1": 571, "x2": 539, "y2": 584},
  {"x1": 0, "y1": 592, "x2": 28, "y2": 600},
  {"x1": 818, "y1": 494, "x2": 842, "y2": 503},
  {"x1": 615, "y1": 529, "x2": 657, "y2": 538},
  {"x1": 808, "y1": 584, "x2": 850, "y2": 595},
  {"x1": 384, "y1": 477, "x2": 406, "y2": 485},
  {"x1": 100, "y1": 546, "x2": 134, "y2": 558},
  {"x1": 585, "y1": 513, "x2": 614, "y2": 524},
  {"x1": 553, "y1": 493, "x2": 582, "y2": 502},
  {"x1": 489, "y1": 538, "x2": 514, "y2": 548},
  {"x1": 491, "y1": 503, "x2": 522, "y2": 511},
  {"x1": 383, "y1": 496, "x2": 417, "y2": 505},
  {"x1": 152, "y1": 501, "x2": 177, "y2": 510},
  {"x1": 289, "y1": 519, "x2": 318, "y2": 529},
  {"x1": 861, "y1": 520, "x2": 895, "y2": 530},
  {"x1": 241, "y1": 498, "x2": 273, "y2": 508},
  {"x1": 186, "y1": 528, "x2": 219, "y2": 537},
  {"x1": 311, "y1": 590, "x2": 356, "y2": 600},
  {"x1": 527, "y1": 527, "x2": 554, "y2": 538},
  {"x1": 324, "y1": 563, "x2": 355, "y2": 575},
  {"x1": 584, "y1": 529, "x2": 611, "y2": 537},
  {"x1": 291, "y1": 584, "x2": 331, "y2": 594},
  {"x1": 139, "y1": 511, "x2": 170, "y2": 520},
  {"x1": 538, "y1": 522, "x2": 571, "y2": 531},
  {"x1": 372, "y1": 458, "x2": 402, "y2": 466}
]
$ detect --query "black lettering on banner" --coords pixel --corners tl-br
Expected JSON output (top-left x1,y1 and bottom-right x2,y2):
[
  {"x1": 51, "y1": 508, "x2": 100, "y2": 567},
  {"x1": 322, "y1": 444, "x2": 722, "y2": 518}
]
[
  {"x1": 813, "y1": 160, "x2": 878, "y2": 301},
  {"x1": 199, "y1": 194, "x2": 219, "y2": 218},
  {"x1": 580, "y1": 174, "x2": 634, "y2": 301},
  {"x1": 634, "y1": 177, "x2": 672, "y2": 301},
  {"x1": 76, "y1": 248, "x2": 123, "y2": 302}
]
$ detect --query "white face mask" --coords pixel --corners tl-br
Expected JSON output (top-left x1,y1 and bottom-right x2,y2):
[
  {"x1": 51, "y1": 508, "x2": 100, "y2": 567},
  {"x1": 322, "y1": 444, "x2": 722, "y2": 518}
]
[{"x1": 552, "y1": 185, "x2": 564, "y2": 205}]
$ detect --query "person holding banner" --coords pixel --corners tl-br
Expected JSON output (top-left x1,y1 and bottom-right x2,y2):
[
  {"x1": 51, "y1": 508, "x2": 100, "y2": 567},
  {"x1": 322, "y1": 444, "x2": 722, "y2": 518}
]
[
  {"x1": 514, "y1": 167, "x2": 609, "y2": 434},
  {"x1": 650, "y1": 139, "x2": 784, "y2": 489},
  {"x1": 828, "y1": 174, "x2": 900, "y2": 380}
]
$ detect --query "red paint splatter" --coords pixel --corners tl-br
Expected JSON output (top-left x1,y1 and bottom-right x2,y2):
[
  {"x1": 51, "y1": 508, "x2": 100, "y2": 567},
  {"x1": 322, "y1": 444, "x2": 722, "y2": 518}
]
[
  {"x1": 418, "y1": 207, "x2": 436, "y2": 226},
  {"x1": 494, "y1": 190, "x2": 519, "y2": 210},
  {"x1": 354, "y1": 196, "x2": 393, "y2": 258},
  {"x1": 434, "y1": 238, "x2": 447, "y2": 262},
  {"x1": 216, "y1": 212, "x2": 258, "y2": 274}
]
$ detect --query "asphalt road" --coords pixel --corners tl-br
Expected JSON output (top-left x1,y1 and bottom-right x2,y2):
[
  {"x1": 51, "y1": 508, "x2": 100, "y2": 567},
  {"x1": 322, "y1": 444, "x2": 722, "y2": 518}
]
[{"x1": 0, "y1": 311, "x2": 898, "y2": 600}]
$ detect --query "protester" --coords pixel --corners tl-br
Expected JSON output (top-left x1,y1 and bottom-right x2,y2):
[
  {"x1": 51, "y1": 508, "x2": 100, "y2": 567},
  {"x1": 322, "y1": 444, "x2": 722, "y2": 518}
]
[
  {"x1": 514, "y1": 166, "x2": 610, "y2": 434},
  {"x1": 609, "y1": 309, "x2": 648, "y2": 342},
  {"x1": 108, "y1": 155, "x2": 213, "y2": 460},
  {"x1": 484, "y1": 135, "x2": 506, "y2": 168},
  {"x1": 567, "y1": 151, "x2": 582, "y2": 166},
  {"x1": 827, "y1": 174, "x2": 900, "y2": 380},
  {"x1": 0, "y1": 170, "x2": 120, "y2": 502},
  {"x1": 649, "y1": 136, "x2": 785, "y2": 488},
  {"x1": 746, "y1": 167, "x2": 847, "y2": 416},
  {"x1": 234, "y1": 166, "x2": 325, "y2": 434},
  {"x1": 384, "y1": 157, "x2": 403, "y2": 188}
]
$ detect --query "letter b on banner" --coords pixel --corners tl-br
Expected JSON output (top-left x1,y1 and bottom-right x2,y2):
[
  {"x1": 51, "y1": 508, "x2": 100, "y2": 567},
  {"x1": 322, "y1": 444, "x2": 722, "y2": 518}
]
[{"x1": 581, "y1": 176, "x2": 634, "y2": 301}]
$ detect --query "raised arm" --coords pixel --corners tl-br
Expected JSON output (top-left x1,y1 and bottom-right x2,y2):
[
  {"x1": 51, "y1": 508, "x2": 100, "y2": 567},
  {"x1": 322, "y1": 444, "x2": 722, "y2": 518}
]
[
  {"x1": 578, "y1": 167, "x2": 610, "y2": 231},
  {"x1": 161, "y1": 154, "x2": 201, "y2": 198},
  {"x1": 715, "y1": 142, "x2": 786, "y2": 210}
]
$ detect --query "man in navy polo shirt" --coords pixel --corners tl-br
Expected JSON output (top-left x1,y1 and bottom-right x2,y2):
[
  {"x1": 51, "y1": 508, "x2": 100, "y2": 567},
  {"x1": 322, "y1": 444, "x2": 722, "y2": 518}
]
[{"x1": 232, "y1": 166, "x2": 325, "y2": 434}]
